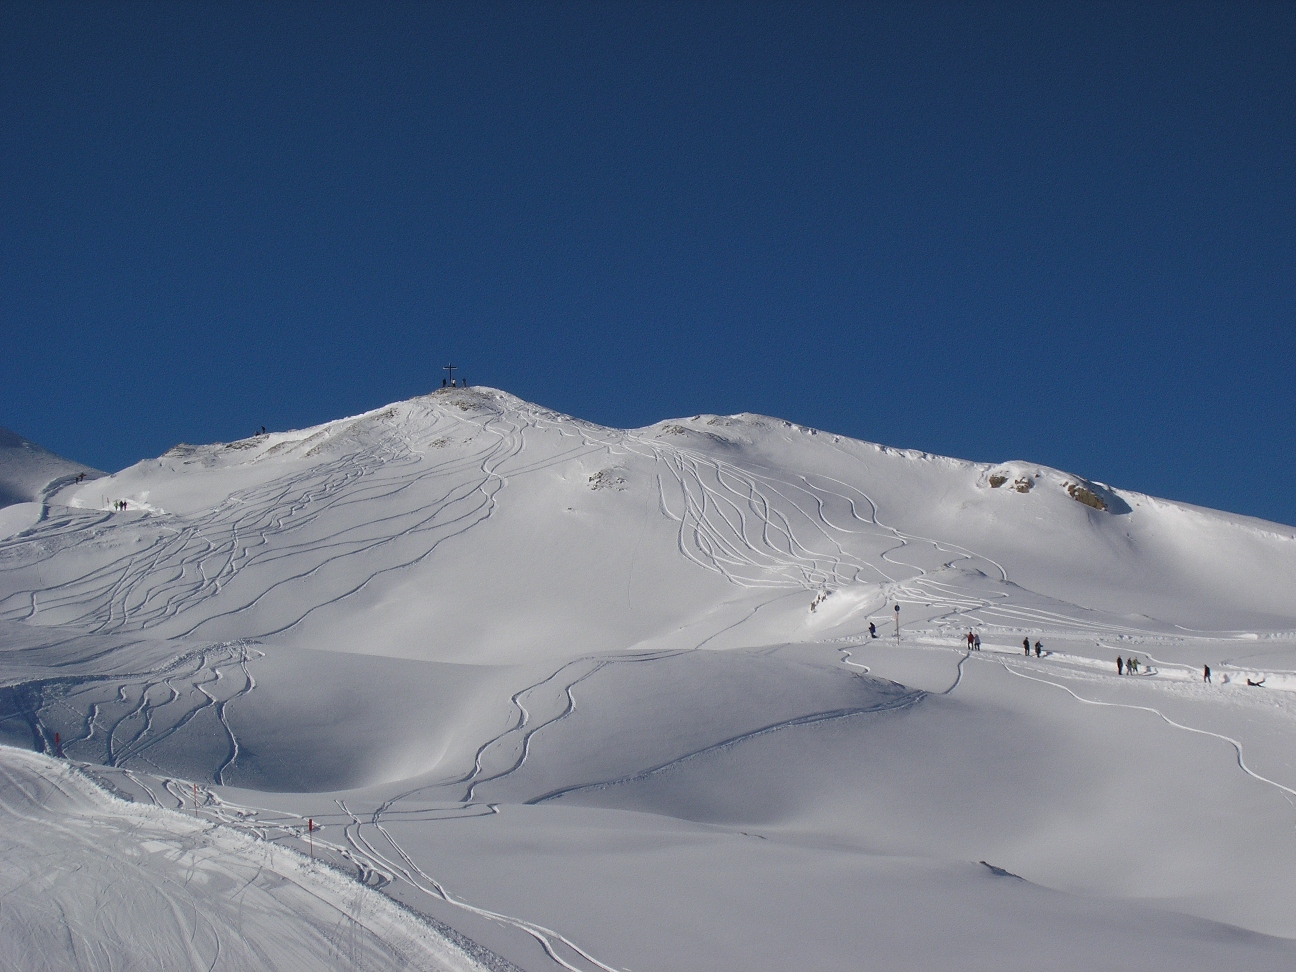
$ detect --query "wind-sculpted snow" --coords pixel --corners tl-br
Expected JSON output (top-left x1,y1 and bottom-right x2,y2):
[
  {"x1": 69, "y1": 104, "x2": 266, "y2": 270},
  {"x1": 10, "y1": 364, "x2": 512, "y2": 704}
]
[{"x1": 4, "y1": 388, "x2": 1296, "y2": 971}]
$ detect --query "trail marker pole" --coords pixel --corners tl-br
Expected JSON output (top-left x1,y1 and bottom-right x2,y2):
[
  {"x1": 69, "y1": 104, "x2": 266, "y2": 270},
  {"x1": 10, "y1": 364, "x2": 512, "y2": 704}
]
[
  {"x1": 894, "y1": 604, "x2": 901, "y2": 642},
  {"x1": 308, "y1": 818, "x2": 314, "y2": 860},
  {"x1": 53, "y1": 732, "x2": 61, "y2": 758},
  {"x1": 192, "y1": 783, "x2": 198, "y2": 815}
]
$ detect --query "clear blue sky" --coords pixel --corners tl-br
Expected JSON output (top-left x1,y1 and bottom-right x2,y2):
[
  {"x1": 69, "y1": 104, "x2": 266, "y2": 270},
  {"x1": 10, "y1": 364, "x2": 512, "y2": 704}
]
[{"x1": 2, "y1": 2, "x2": 1293, "y2": 525}]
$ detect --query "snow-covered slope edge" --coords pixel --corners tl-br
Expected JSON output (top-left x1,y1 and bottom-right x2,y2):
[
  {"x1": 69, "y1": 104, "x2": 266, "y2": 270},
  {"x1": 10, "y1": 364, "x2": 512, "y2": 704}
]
[
  {"x1": 0, "y1": 427, "x2": 102, "y2": 540},
  {"x1": 0, "y1": 744, "x2": 486, "y2": 972}
]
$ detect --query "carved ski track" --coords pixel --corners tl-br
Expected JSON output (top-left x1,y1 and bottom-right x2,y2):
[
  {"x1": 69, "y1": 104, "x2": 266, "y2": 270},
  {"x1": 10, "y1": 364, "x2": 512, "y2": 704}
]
[
  {"x1": 838, "y1": 648, "x2": 869, "y2": 673},
  {"x1": 462, "y1": 652, "x2": 684, "y2": 803},
  {"x1": 16, "y1": 425, "x2": 511, "y2": 638},
  {"x1": 0, "y1": 425, "x2": 451, "y2": 631},
  {"x1": 528, "y1": 689, "x2": 925, "y2": 805},
  {"x1": 17, "y1": 647, "x2": 212, "y2": 760},
  {"x1": 18, "y1": 642, "x2": 259, "y2": 785},
  {"x1": 1000, "y1": 662, "x2": 1296, "y2": 806},
  {"x1": 175, "y1": 474, "x2": 498, "y2": 639},
  {"x1": 369, "y1": 651, "x2": 688, "y2": 815},
  {"x1": 238, "y1": 438, "x2": 520, "y2": 640},
  {"x1": 614, "y1": 430, "x2": 1017, "y2": 622},
  {"x1": 113, "y1": 654, "x2": 226, "y2": 772},
  {"x1": 327, "y1": 799, "x2": 627, "y2": 972}
]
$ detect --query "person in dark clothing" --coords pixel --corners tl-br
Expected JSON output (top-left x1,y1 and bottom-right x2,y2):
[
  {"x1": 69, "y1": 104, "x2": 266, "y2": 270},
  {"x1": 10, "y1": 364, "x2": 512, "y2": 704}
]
[
  {"x1": 1117, "y1": 656, "x2": 1124, "y2": 675},
  {"x1": 869, "y1": 622, "x2": 877, "y2": 638},
  {"x1": 1204, "y1": 665, "x2": 1211, "y2": 682},
  {"x1": 1023, "y1": 637, "x2": 1031, "y2": 656},
  {"x1": 1034, "y1": 640, "x2": 1042, "y2": 657}
]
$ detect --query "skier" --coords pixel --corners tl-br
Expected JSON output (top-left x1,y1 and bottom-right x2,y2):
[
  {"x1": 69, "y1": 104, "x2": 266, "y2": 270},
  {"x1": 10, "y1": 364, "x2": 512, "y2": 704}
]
[
  {"x1": 1117, "y1": 656, "x2": 1124, "y2": 675},
  {"x1": 1128, "y1": 657, "x2": 1139, "y2": 674},
  {"x1": 967, "y1": 631, "x2": 975, "y2": 650},
  {"x1": 869, "y1": 622, "x2": 877, "y2": 639},
  {"x1": 973, "y1": 634, "x2": 981, "y2": 651},
  {"x1": 1034, "y1": 640, "x2": 1042, "y2": 657},
  {"x1": 1023, "y1": 637, "x2": 1031, "y2": 656},
  {"x1": 1203, "y1": 665, "x2": 1211, "y2": 683}
]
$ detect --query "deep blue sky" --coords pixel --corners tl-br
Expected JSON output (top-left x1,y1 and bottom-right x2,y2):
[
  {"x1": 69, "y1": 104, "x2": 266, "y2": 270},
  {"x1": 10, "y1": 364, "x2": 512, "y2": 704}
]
[{"x1": 2, "y1": 2, "x2": 1294, "y2": 524}]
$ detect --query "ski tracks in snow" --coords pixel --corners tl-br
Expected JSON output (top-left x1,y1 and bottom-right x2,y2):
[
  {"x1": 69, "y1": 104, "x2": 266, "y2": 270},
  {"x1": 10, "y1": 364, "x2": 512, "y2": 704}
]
[
  {"x1": 9, "y1": 641, "x2": 260, "y2": 785},
  {"x1": 999, "y1": 662, "x2": 1296, "y2": 809}
]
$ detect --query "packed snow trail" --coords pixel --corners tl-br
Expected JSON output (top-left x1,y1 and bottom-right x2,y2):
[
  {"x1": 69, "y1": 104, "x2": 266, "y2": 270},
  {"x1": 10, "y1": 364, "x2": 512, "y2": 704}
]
[{"x1": 0, "y1": 745, "x2": 485, "y2": 972}]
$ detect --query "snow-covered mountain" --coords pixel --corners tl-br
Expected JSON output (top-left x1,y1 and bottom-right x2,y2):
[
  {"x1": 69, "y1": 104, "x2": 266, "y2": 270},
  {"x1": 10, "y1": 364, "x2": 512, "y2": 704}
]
[
  {"x1": 0, "y1": 426, "x2": 102, "y2": 540},
  {"x1": 2, "y1": 387, "x2": 1295, "y2": 971}
]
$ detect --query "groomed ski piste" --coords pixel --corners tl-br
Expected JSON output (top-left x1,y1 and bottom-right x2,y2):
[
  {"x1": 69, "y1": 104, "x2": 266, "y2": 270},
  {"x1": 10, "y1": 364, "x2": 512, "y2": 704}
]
[{"x1": 2, "y1": 386, "x2": 1296, "y2": 971}]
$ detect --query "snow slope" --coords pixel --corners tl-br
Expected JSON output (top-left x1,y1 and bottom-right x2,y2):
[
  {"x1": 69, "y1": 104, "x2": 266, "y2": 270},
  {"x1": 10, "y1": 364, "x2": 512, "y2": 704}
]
[
  {"x1": 0, "y1": 427, "x2": 101, "y2": 540},
  {"x1": 2, "y1": 386, "x2": 1296, "y2": 970},
  {"x1": 0, "y1": 746, "x2": 484, "y2": 972}
]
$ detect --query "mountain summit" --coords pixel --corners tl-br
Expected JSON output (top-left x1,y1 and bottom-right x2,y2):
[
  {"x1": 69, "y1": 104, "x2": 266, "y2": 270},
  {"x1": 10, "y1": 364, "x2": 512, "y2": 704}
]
[{"x1": 4, "y1": 386, "x2": 1292, "y2": 666}]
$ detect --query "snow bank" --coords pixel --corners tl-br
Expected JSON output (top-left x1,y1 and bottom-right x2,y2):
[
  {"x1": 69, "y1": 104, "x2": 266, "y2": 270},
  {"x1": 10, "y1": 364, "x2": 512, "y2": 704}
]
[{"x1": 0, "y1": 745, "x2": 484, "y2": 972}]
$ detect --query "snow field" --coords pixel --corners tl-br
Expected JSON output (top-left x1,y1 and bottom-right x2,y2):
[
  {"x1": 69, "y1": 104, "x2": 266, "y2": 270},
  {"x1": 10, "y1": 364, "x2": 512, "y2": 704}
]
[{"x1": 3, "y1": 387, "x2": 1296, "y2": 970}]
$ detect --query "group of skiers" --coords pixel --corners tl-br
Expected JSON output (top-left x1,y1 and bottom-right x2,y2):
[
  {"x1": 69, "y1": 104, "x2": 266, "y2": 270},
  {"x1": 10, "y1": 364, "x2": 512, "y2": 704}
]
[
  {"x1": 957, "y1": 631, "x2": 1046, "y2": 656},
  {"x1": 111, "y1": 499, "x2": 128, "y2": 511},
  {"x1": 867, "y1": 622, "x2": 1238, "y2": 688}
]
